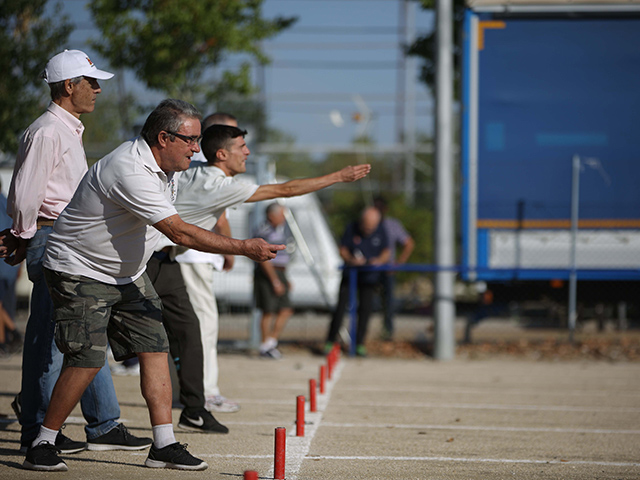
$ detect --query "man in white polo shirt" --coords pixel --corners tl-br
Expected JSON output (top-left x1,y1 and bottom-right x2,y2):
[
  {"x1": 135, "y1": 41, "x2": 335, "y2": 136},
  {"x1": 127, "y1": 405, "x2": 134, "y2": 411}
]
[{"x1": 20, "y1": 99, "x2": 283, "y2": 472}]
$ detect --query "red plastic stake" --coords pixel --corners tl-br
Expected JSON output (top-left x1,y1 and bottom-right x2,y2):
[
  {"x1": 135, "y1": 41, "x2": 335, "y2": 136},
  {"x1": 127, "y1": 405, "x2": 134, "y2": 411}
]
[
  {"x1": 296, "y1": 395, "x2": 305, "y2": 436},
  {"x1": 274, "y1": 427, "x2": 286, "y2": 479},
  {"x1": 328, "y1": 351, "x2": 334, "y2": 380},
  {"x1": 309, "y1": 379, "x2": 317, "y2": 412},
  {"x1": 319, "y1": 365, "x2": 326, "y2": 394},
  {"x1": 244, "y1": 471, "x2": 258, "y2": 480}
]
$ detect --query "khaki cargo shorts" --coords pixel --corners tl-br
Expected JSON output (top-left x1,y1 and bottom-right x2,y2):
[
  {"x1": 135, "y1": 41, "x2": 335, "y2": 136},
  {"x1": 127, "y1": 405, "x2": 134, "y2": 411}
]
[{"x1": 44, "y1": 268, "x2": 169, "y2": 368}]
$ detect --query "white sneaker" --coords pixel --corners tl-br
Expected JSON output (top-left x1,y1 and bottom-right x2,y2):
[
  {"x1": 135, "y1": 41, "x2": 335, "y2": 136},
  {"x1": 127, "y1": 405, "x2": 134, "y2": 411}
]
[{"x1": 205, "y1": 395, "x2": 240, "y2": 413}]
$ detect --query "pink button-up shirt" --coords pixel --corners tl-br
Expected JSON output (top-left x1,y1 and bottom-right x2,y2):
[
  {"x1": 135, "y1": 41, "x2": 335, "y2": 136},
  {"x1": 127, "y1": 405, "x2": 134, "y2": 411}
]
[{"x1": 8, "y1": 102, "x2": 88, "y2": 239}]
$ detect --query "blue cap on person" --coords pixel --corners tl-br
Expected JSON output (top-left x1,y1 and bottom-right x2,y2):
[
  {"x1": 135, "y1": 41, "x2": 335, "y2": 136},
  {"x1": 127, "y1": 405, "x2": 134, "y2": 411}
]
[{"x1": 43, "y1": 49, "x2": 114, "y2": 84}]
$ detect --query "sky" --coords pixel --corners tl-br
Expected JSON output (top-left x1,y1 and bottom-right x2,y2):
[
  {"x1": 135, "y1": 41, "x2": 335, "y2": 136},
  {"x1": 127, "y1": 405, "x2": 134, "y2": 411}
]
[{"x1": 56, "y1": 0, "x2": 434, "y2": 148}]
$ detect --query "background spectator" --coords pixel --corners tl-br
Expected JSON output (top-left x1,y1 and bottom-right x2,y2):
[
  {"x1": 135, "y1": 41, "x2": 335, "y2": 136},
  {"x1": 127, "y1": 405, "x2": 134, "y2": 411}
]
[
  {"x1": 254, "y1": 203, "x2": 295, "y2": 359},
  {"x1": 326, "y1": 206, "x2": 390, "y2": 357},
  {"x1": 373, "y1": 196, "x2": 415, "y2": 340}
]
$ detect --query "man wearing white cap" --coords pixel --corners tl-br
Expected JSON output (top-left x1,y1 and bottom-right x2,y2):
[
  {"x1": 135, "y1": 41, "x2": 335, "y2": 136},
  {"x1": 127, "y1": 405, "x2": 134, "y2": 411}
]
[{"x1": 0, "y1": 49, "x2": 152, "y2": 456}]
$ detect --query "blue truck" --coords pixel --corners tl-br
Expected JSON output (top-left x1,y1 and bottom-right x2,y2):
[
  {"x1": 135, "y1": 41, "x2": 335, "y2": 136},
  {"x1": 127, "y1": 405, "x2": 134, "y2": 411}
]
[{"x1": 461, "y1": 2, "x2": 640, "y2": 320}]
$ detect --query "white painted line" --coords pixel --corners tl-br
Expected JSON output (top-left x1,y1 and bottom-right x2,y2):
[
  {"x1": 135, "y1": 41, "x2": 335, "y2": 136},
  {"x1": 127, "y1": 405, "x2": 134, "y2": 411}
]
[
  {"x1": 133, "y1": 452, "x2": 640, "y2": 469},
  {"x1": 327, "y1": 401, "x2": 640, "y2": 413},
  {"x1": 232, "y1": 399, "x2": 640, "y2": 413},
  {"x1": 244, "y1": 384, "x2": 640, "y2": 398},
  {"x1": 234, "y1": 398, "x2": 640, "y2": 413},
  {"x1": 320, "y1": 422, "x2": 640, "y2": 435},
  {"x1": 338, "y1": 385, "x2": 640, "y2": 398},
  {"x1": 312, "y1": 455, "x2": 640, "y2": 468},
  {"x1": 265, "y1": 359, "x2": 345, "y2": 480}
]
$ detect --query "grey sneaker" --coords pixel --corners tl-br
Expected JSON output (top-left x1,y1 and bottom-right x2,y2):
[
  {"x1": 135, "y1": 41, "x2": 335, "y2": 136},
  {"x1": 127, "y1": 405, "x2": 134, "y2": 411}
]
[
  {"x1": 23, "y1": 442, "x2": 68, "y2": 472},
  {"x1": 87, "y1": 423, "x2": 152, "y2": 451},
  {"x1": 205, "y1": 395, "x2": 240, "y2": 413},
  {"x1": 260, "y1": 347, "x2": 282, "y2": 359},
  {"x1": 145, "y1": 442, "x2": 208, "y2": 470}
]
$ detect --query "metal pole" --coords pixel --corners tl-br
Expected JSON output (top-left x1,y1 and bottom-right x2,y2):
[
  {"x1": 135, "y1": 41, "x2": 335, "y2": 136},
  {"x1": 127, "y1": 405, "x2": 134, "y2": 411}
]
[
  {"x1": 568, "y1": 154, "x2": 580, "y2": 342},
  {"x1": 434, "y1": 0, "x2": 456, "y2": 360},
  {"x1": 348, "y1": 267, "x2": 358, "y2": 357},
  {"x1": 403, "y1": 0, "x2": 417, "y2": 206},
  {"x1": 249, "y1": 156, "x2": 269, "y2": 349}
]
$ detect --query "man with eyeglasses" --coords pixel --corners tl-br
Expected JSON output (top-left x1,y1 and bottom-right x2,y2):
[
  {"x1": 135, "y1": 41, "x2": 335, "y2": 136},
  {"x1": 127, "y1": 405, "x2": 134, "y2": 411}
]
[
  {"x1": 0, "y1": 49, "x2": 152, "y2": 458},
  {"x1": 13, "y1": 98, "x2": 283, "y2": 471}
]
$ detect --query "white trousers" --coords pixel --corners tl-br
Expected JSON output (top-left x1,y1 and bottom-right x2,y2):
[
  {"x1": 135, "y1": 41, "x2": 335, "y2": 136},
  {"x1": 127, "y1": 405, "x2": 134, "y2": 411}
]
[{"x1": 179, "y1": 262, "x2": 220, "y2": 398}]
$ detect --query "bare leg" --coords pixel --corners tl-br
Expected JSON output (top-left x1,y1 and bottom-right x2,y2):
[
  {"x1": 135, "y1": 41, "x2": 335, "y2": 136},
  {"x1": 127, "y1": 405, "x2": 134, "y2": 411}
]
[
  {"x1": 260, "y1": 313, "x2": 273, "y2": 342},
  {"x1": 270, "y1": 307, "x2": 294, "y2": 341},
  {"x1": 137, "y1": 352, "x2": 172, "y2": 426},
  {"x1": 42, "y1": 366, "x2": 101, "y2": 431}
]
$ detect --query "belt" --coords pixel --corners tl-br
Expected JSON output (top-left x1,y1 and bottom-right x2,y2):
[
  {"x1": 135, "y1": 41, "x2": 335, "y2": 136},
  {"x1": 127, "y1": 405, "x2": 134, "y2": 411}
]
[
  {"x1": 152, "y1": 246, "x2": 173, "y2": 261},
  {"x1": 36, "y1": 218, "x2": 55, "y2": 229}
]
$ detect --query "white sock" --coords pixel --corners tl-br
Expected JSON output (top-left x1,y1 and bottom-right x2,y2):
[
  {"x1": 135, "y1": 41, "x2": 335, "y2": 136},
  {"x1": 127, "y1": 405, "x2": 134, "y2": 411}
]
[
  {"x1": 152, "y1": 424, "x2": 176, "y2": 449},
  {"x1": 260, "y1": 337, "x2": 277, "y2": 352},
  {"x1": 32, "y1": 425, "x2": 58, "y2": 448}
]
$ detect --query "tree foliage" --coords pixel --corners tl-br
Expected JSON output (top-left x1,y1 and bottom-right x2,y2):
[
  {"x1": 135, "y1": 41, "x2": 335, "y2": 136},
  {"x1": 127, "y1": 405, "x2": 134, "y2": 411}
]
[
  {"x1": 0, "y1": 0, "x2": 72, "y2": 155},
  {"x1": 407, "y1": 0, "x2": 465, "y2": 98},
  {"x1": 88, "y1": 0, "x2": 296, "y2": 103}
]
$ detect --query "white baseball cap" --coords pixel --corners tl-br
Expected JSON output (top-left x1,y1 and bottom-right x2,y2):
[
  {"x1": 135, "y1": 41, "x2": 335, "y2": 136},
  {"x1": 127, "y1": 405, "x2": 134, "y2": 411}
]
[{"x1": 43, "y1": 49, "x2": 114, "y2": 84}]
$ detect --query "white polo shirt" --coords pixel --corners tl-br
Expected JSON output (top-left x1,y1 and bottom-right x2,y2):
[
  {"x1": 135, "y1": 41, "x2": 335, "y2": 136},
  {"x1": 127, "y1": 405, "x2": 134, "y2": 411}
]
[
  {"x1": 44, "y1": 137, "x2": 177, "y2": 285},
  {"x1": 158, "y1": 164, "x2": 258, "y2": 261},
  {"x1": 174, "y1": 164, "x2": 258, "y2": 231}
]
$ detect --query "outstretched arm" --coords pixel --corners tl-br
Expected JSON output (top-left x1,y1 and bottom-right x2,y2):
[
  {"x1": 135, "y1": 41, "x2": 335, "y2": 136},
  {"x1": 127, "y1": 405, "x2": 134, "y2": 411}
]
[
  {"x1": 246, "y1": 164, "x2": 371, "y2": 203},
  {"x1": 154, "y1": 214, "x2": 284, "y2": 262}
]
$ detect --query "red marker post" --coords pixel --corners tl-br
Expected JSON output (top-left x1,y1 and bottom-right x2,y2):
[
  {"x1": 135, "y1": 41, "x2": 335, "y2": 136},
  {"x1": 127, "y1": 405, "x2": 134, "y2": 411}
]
[
  {"x1": 274, "y1": 427, "x2": 286, "y2": 479},
  {"x1": 244, "y1": 471, "x2": 258, "y2": 480},
  {"x1": 309, "y1": 379, "x2": 317, "y2": 412},
  {"x1": 327, "y1": 352, "x2": 334, "y2": 380},
  {"x1": 319, "y1": 365, "x2": 326, "y2": 394},
  {"x1": 296, "y1": 395, "x2": 305, "y2": 436}
]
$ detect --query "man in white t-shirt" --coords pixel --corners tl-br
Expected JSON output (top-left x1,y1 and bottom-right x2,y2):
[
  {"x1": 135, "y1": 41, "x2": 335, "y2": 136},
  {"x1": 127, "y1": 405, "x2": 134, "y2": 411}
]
[
  {"x1": 21, "y1": 99, "x2": 283, "y2": 472},
  {"x1": 175, "y1": 112, "x2": 239, "y2": 414},
  {"x1": 146, "y1": 122, "x2": 370, "y2": 436}
]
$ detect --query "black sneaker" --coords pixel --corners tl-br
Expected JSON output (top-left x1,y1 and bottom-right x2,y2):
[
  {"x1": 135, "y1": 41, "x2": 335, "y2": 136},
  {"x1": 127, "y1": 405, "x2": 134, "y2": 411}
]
[
  {"x1": 23, "y1": 442, "x2": 68, "y2": 472},
  {"x1": 87, "y1": 423, "x2": 152, "y2": 451},
  {"x1": 145, "y1": 442, "x2": 208, "y2": 470},
  {"x1": 11, "y1": 393, "x2": 21, "y2": 420},
  {"x1": 178, "y1": 408, "x2": 229, "y2": 434},
  {"x1": 20, "y1": 429, "x2": 87, "y2": 454}
]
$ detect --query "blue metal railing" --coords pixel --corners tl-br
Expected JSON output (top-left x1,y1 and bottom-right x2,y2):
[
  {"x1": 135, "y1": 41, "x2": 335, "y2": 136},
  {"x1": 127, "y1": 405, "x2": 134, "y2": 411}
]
[{"x1": 341, "y1": 263, "x2": 640, "y2": 356}]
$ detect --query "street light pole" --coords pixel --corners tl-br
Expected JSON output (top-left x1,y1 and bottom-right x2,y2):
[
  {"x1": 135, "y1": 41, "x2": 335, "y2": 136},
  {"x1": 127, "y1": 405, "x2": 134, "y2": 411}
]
[
  {"x1": 568, "y1": 154, "x2": 580, "y2": 343},
  {"x1": 433, "y1": 0, "x2": 456, "y2": 360}
]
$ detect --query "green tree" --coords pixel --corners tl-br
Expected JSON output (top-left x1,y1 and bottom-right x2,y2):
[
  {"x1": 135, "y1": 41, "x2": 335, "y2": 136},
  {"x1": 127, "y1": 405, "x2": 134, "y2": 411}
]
[
  {"x1": 407, "y1": 0, "x2": 465, "y2": 97},
  {"x1": 0, "y1": 0, "x2": 72, "y2": 154},
  {"x1": 88, "y1": 0, "x2": 296, "y2": 103}
]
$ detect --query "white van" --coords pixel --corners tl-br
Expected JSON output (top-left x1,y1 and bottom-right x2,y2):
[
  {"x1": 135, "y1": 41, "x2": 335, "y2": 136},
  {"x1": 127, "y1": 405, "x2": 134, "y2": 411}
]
[{"x1": 212, "y1": 182, "x2": 342, "y2": 310}]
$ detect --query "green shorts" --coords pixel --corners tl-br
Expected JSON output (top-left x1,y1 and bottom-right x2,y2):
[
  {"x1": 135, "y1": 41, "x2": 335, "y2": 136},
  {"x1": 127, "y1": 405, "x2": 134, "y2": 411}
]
[
  {"x1": 254, "y1": 267, "x2": 292, "y2": 313},
  {"x1": 44, "y1": 268, "x2": 169, "y2": 368}
]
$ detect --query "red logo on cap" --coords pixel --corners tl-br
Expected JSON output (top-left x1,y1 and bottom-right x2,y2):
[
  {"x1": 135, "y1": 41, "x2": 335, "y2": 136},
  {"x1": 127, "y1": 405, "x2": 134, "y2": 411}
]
[{"x1": 86, "y1": 56, "x2": 94, "y2": 67}]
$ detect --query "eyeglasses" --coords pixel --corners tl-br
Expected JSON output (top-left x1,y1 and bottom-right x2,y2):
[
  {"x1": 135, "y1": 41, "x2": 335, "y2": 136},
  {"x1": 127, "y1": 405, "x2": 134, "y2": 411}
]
[{"x1": 165, "y1": 130, "x2": 202, "y2": 146}]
